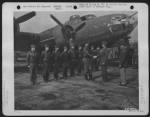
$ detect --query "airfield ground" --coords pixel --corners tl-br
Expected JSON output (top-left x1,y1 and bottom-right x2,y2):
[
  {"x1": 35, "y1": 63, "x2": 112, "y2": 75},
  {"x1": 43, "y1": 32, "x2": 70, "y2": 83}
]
[
  {"x1": 14, "y1": 22, "x2": 138, "y2": 110},
  {"x1": 15, "y1": 61, "x2": 138, "y2": 110}
]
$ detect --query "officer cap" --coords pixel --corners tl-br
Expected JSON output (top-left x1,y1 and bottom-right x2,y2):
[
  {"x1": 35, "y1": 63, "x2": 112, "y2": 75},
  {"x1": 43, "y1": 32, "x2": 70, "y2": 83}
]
[
  {"x1": 78, "y1": 45, "x2": 82, "y2": 48},
  {"x1": 102, "y1": 41, "x2": 107, "y2": 45},
  {"x1": 44, "y1": 44, "x2": 49, "y2": 48},
  {"x1": 85, "y1": 43, "x2": 89, "y2": 47},
  {"x1": 120, "y1": 39, "x2": 126, "y2": 45},
  {"x1": 30, "y1": 44, "x2": 36, "y2": 48}
]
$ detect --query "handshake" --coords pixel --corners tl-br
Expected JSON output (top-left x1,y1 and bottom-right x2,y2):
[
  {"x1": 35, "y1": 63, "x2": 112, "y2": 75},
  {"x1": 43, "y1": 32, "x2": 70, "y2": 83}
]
[
  {"x1": 93, "y1": 56, "x2": 98, "y2": 59},
  {"x1": 27, "y1": 64, "x2": 30, "y2": 68}
]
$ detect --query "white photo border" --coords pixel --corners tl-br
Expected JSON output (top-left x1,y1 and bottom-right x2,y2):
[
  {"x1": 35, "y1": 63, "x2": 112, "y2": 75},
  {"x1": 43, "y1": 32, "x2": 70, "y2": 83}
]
[{"x1": 2, "y1": 2, "x2": 149, "y2": 116}]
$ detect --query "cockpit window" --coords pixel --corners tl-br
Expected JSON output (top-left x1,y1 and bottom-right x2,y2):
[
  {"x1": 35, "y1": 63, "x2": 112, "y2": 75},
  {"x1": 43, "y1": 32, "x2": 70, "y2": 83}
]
[
  {"x1": 111, "y1": 16, "x2": 122, "y2": 24},
  {"x1": 111, "y1": 16, "x2": 122, "y2": 20},
  {"x1": 70, "y1": 15, "x2": 80, "y2": 21}
]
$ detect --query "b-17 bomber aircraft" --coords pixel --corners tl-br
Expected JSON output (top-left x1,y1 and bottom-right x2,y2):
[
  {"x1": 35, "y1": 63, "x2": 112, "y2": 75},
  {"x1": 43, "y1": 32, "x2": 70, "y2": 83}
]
[{"x1": 14, "y1": 11, "x2": 138, "y2": 53}]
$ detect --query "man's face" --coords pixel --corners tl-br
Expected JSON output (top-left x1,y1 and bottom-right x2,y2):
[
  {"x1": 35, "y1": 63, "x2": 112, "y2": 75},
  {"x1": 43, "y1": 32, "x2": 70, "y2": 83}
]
[
  {"x1": 85, "y1": 43, "x2": 88, "y2": 47},
  {"x1": 64, "y1": 47, "x2": 67, "y2": 52},
  {"x1": 71, "y1": 46, "x2": 74, "y2": 50},
  {"x1": 45, "y1": 47, "x2": 49, "y2": 51},
  {"x1": 31, "y1": 47, "x2": 35, "y2": 51},
  {"x1": 91, "y1": 46, "x2": 94, "y2": 50},
  {"x1": 102, "y1": 44, "x2": 106, "y2": 48},
  {"x1": 120, "y1": 45, "x2": 124, "y2": 48},
  {"x1": 97, "y1": 47, "x2": 100, "y2": 50},
  {"x1": 55, "y1": 47, "x2": 59, "y2": 51},
  {"x1": 79, "y1": 46, "x2": 82, "y2": 50},
  {"x1": 84, "y1": 44, "x2": 89, "y2": 49}
]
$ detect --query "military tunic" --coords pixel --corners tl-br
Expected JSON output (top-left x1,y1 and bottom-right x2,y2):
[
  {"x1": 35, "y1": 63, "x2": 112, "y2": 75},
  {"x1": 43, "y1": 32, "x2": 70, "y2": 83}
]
[
  {"x1": 132, "y1": 46, "x2": 138, "y2": 67},
  {"x1": 69, "y1": 49, "x2": 78, "y2": 76},
  {"x1": 26, "y1": 51, "x2": 38, "y2": 85},
  {"x1": 53, "y1": 50, "x2": 61, "y2": 80},
  {"x1": 77, "y1": 49, "x2": 84, "y2": 74},
  {"x1": 82, "y1": 47, "x2": 93, "y2": 80},
  {"x1": 119, "y1": 44, "x2": 129, "y2": 85},
  {"x1": 61, "y1": 51, "x2": 70, "y2": 78},
  {"x1": 41, "y1": 50, "x2": 53, "y2": 82},
  {"x1": 90, "y1": 49, "x2": 99, "y2": 71},
  {"x1": 100, "y1": 47, "x2": 110, "y2": 81}
]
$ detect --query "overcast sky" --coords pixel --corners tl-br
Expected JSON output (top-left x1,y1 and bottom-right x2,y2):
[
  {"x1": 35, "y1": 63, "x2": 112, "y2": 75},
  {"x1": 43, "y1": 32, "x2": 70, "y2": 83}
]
[{"x1": 14, "y1": 11, "x2": 134, "y2": 33}]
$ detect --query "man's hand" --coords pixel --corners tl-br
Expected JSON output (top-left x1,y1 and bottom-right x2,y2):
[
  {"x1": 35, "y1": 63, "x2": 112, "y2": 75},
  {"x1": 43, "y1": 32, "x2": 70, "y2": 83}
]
[
  {"x1": 118, "y1": 64, "x2": 122, "y2": 68},
  {"x1": 93, "y1": 56, "x2": 97, "y2": 59},
  {"x1": 27, "y1": 65, "x2": 30, "y2": 68},
  {"x1": 102, "y1": 62, "x2": 105, "y2": 65}
]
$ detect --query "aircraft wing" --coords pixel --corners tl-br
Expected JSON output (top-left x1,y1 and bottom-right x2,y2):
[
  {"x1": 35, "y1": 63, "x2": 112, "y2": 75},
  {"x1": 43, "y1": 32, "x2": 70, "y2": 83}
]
[{"x1": 39, "y1": 27, "x2": 56, "y2": 43}]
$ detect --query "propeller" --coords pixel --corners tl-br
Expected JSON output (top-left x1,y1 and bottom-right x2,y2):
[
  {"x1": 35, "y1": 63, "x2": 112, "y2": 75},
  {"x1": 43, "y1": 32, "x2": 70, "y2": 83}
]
[
  {"x1": 50, "y1": 14, "x2": 85, "y2": 41},
  {"x1": 15, "y1": 11, "x2": 36, "y2": 24},
  {"x1": 50, "y1": 14, "x2": 64, "y2": 28},
  {"x1": 14, "y1": 11, "x2": 36, "y2": 33}
]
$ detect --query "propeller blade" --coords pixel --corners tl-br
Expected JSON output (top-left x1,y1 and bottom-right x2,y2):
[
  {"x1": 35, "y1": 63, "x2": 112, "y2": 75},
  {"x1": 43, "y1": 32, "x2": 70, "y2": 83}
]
[
  {"x1": 127, "y1": 12, "x2": 138, "y2": 19},
  {"x1": 118, "y1": 12, "x2": 137, "y2": 21},
  {"x1": 50, "y1": 14, "x2": 64, "y2": 28},
  {"x1": 15, "y1": 11, "x2": 36, "y2": 24},
  {"x1": 75, "y1": 22, "x2": 86, "y2": 32}
]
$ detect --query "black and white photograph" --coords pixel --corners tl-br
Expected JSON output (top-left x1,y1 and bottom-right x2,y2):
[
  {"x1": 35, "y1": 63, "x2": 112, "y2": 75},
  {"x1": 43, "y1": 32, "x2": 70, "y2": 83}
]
[
  {"x1": 14, "y1": 11, "x2": 139, "y2": 110},
  {"x1": 2, "y1": 2, "x2": 149, "y2": 116}
]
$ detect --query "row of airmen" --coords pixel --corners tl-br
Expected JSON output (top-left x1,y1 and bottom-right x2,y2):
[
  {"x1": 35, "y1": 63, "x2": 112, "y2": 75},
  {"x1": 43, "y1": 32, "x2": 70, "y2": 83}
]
[{"x1": 26, "y1": 40, "x2": 134, "y2": 86}]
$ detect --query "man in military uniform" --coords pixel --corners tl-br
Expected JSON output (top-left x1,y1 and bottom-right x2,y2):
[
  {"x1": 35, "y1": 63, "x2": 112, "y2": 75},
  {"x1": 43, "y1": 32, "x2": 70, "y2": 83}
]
[
  {"x1": 69, "y1": 46, "x2": 78, "y2": 77},
  {"x1": 114, "y1": 47, "x2": 119, "y2": 58},
  {"x1": 127, "y1": 46, "x2": 134, "y2": 66},
  {"x1": 41, "y1": 44, "x2": 53, "y2": 82},
  {"x1": 119, "y1": 39, "x2": 129, "y2": 86},
  {"x1": 100, "y1": 41, "x2": 110, "y2": 81},
  {"x1": 69, "y1": 38, "x2": 75, "y2": 47},
  {"x1": 61, "y1": 46, "x2": 70, "y2": 79},
  {"x1": 82, "y1": 43, "x2": 93, "y2": 80},
  {"x1": 26, "y1": 44, "x2": 39, "y2": 85},
  {"x1": 53, "y1": 46, "x2": 61, "y2": 80},
  {"x1": 132, "y1": 44, "x2": 138, "y2": 68},
  {"x1": 90, "y1": 45, "x2": 99, "y2": 71},
  {"x1": 96, "y1": 46, "x2": 101, "y2": 70},
  {"x1": 77, "y1": 45, "x2": 83, "y2": 75}
]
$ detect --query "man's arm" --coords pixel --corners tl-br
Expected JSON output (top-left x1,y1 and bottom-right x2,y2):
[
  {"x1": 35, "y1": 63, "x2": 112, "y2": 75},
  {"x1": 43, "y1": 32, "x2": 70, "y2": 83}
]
[
  {"x1": 40, "y1": 51, "x2": 44, "y2": 64},
  {"x1": 26, "y1": 52, "x2": 30, "y2": 66}
]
